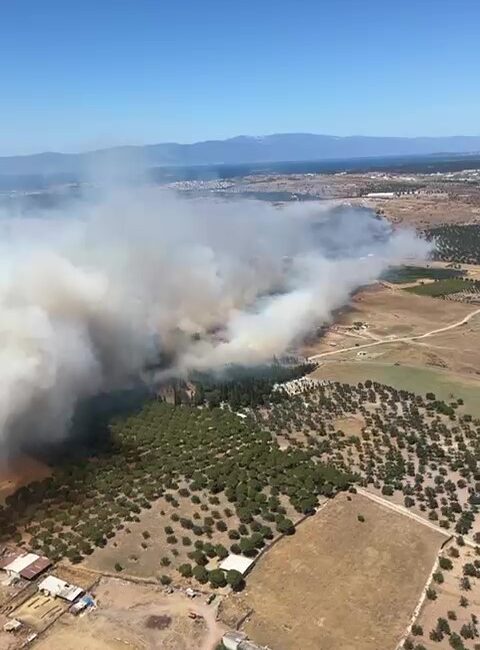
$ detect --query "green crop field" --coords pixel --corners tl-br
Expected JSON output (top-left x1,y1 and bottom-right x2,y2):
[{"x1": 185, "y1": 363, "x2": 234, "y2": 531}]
[
  {"x1": 405, "y1": 278, "x2": 479, "y2": 297},
  {"x1": 382, "y1": 265, "x2": 464, "y2": 284}
]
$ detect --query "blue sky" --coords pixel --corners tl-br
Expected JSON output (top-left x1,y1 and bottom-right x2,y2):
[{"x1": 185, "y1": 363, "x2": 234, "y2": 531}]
[{"x1": 1, "y1": 0, "x2": 479, "y2": 155}]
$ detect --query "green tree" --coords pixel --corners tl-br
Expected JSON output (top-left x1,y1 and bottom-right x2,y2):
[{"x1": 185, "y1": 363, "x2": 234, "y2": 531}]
[
  {"x1": 209, "y1": 569, "x2": 227, "y2": 588},
  {"x1": 226, "y1": 569, "x2": 245, "y2": 591},
  {"x1": 193, "y1": 565, "x2": 208, "y2": 584},
  {"x1": 178, "y1": 563, "x2": 192, "y2": 578}
]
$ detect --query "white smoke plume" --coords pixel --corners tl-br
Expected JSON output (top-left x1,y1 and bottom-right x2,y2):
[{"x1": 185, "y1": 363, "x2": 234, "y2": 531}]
[{"x1": 0, "y1": 186, "x2": 429, "y2": 452}]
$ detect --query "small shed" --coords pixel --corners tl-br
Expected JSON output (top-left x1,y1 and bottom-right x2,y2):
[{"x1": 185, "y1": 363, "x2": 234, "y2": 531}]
[
  {"x1": 222, "y1": 631, "x2": 247, "y2": 650},
  {"x1": 3, "y1": 619, "x2": 22, "y2": 632},
  {"x1": 219, "y1": 554, "x2": 255, "y2": 576},
  {"x1": 38, "y1": 575, "x2": 84, "y2": 602}
]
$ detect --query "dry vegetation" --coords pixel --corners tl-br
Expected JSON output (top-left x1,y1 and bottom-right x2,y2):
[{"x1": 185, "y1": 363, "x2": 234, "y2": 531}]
[{"x1": 221, "y1": 493, "x2": 444, "y2": 650}]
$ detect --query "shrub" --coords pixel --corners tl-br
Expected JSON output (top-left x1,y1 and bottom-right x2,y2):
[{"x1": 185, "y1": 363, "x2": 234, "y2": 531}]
[{"x1": 209, "y1": 568, "x2": 227, "y2": 588}]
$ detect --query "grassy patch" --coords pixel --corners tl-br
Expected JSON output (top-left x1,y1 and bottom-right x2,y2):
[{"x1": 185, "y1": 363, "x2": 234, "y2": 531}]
[
  {"x1": 382, "y1": 265, "x2": 464, "y2": 284},
  {"x1": 405, "y1": 278, "x2": 480, "y2": 297}
]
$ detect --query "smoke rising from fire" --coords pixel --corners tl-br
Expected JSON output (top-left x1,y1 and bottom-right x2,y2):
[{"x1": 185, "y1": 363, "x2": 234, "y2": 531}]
[{"x1": 0, "y1": 187, "x2": 429, "y2": 452}]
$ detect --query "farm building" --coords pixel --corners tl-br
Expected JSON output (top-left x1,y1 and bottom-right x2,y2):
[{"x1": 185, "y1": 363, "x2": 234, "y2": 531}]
[
  {"x1": 38, "y1": 575, "x2": 84, "y2": 602},
  {"x1": 222, "y1": 631, "x2": 266, "y2": 650},
  {"x1": 1, "y1": 552, "x2": 51, "y2": 580},
  {"x1": 0, "y1": 548, "x2": 23, "y2": 570},
  {"x1": 219, "y1": 554, "x2": 255, "y2": 576},
  {"x1": 222, "y1": 631, "x2": 247, "y2": 650}
]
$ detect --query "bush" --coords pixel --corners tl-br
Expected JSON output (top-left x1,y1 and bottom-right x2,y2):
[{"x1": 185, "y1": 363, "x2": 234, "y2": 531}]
[
  {"x1": 160, "y1": 575, "x2": 172, "y2": 585},
  {"x1": 114, "y1": 562, "x2": 123, "y2": 572},
  {"x1": 192, "y1": 565, "x2": 208, "y2": 584},
  {"x1": 226, "y1": 569, "x2": 245, "y2": 591},
  {"x1": 209, "y1": 569, "x2": 227, "y2": 588},
  {"x1": 439, "y1": 556, "x2": 453, "y2": 570},
  {"x1": 178, "y1": 563, "x2": 192, "y2": 578}
]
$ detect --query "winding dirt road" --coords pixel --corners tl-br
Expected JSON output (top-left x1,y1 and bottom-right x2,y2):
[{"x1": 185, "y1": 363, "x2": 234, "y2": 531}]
[{"x1": 308, "y1": 307, "x2": 480, "y2": 361}]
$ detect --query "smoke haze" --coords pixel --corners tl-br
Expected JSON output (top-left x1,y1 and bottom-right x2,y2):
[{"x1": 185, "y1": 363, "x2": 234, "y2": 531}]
[{"x1": 0, "y1": 186, "x2": 429, "y2": 453}]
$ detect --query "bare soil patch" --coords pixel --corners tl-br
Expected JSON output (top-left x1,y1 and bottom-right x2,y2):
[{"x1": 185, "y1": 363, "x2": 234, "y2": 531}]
[
  {"x1": 34, "y1": 577, "x2": 224, "y2": 650},
  {"x1": 221, "y1": 493, "x2": 444, "y2": 650}
]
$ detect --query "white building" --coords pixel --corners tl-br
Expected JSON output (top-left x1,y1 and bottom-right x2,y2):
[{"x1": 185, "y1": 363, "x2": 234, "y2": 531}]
[
  {"x1": 38, "y1": 575, "x2": 84, "y2": 602},
  {"x1": 219, "y1": 554, "x2": 255, "y2": 576},
  {"x1": 4, "y1": 554, "x2": 38, "y2": 578},
  {"x1": 222, "y1": 631, "x2": 247, "y2": 650}
]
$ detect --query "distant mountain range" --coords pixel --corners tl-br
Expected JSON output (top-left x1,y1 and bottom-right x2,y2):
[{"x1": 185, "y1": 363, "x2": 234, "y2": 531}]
[{"x1": 2, "y1": 133, "x2": 480, "y2": 177}]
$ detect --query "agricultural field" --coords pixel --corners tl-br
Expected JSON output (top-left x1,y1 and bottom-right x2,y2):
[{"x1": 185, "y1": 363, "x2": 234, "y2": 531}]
[
  {"x1": 405, "y1": 278, "x2": 480, "y2": 298},
  {"x1": 220, "y1": 493, "x2": 444, "y2": 650},
  {"x1": 313, "y1": 362, "x2": 480, "y2": 417},
  {"x1": 0, "y1": 398, "x2": 351, "y2": 589},
  {"x1": 427, "y1": 224, "x2": 480, "y2": 265},
  {"x1": 406, "y1": 539, "x2": 480, "y2": 650},
  {"x1": 382, "y1": 265, "x2": 464, "y2": 284},
  {"x1": 258, "y1": 378, "x2": 480, "y2": 541}
]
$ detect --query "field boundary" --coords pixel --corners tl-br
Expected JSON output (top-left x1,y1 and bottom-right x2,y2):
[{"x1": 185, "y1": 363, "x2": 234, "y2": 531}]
[{"x1": 357, "y1": 488, "x2": 476, "y2": 547}]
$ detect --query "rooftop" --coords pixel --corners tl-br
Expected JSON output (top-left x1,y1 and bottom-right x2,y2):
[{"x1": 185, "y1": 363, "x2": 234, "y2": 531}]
[
  {"x1": 38, "y1": 575, "x2": 84, "y2": 602},
  {"x1": 219, "y1": 553, "x2": 255, "y2": 576}
]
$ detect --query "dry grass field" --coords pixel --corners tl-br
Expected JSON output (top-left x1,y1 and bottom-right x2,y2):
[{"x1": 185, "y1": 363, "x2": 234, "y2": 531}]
[
  {"x1": 303, "y1": 285, "x2": 474, "y2": 358},
  {"x1": 361, "y1": 193, "x2": 480, "y2": 228},
  {"x1": 221, "y1": 493, "x2": 444, "y2": 650}
]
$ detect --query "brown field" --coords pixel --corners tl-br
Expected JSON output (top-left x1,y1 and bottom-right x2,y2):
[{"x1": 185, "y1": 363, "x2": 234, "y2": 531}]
[
  {"x1": 221, "y1": 493, "x2": 444, "y2": 650},
  {"x1": 361, "y1": 192, "x2": 480, "y2": 228},
  {"x1": 304, "y1": 285, "x2": 474, "y2": 356},
  {"x1": 303, "y1": 282, "x2": 480, "y2": 396},
  {"x1": 34, "y1": 577, "x2": 224, "y2": 650},
  {"x1": 12, "y1": 592, "x2": 68, "y2": 632},
  {"x1": 412, "y1": 541, "x2": 480, "y2": 649}
]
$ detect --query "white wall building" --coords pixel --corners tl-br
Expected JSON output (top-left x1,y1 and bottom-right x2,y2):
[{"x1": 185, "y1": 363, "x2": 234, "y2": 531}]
[
  {"x1": 38, "y1": 575, "x2": 84, "y2": 602},
  {"x1": 219, "y1": 554, "x2": 255, "y2": 576}
]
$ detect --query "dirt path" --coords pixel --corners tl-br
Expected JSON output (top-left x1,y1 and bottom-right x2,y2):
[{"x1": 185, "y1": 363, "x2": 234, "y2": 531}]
[
  {"x1": 357, "y1": 488, "x2": 476, "y2": 547},
  {"x1": 308, "y1": 307, "x2": 480, "y2": 360}
]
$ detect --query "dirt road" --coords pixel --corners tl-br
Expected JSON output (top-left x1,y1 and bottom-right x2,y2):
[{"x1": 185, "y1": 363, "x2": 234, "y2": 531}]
[{"x1": 308, "y1": 307, "x2": 480, "y2": 360}]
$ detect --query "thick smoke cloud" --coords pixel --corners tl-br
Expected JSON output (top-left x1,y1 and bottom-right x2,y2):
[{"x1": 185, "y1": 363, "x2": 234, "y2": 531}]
[{"x1": 0, "y1": 187, "x2": 429, "y2": 452}]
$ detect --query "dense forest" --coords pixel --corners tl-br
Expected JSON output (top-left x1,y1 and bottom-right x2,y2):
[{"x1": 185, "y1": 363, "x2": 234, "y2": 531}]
[{"x1": 190, "y1": 361, "x2": 317, "y2": 409}]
